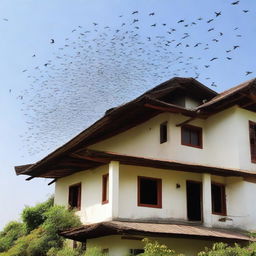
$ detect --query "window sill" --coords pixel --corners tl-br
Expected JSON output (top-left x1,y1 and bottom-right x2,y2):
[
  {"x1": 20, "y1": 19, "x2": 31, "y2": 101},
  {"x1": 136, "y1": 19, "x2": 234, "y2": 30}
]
[
  {"x1": 181, "y1": 143, "x2": 203, "y2": 149},
  {"x1": 138, "y1": 203, "x2": 162, "y2": 209},
  {"x1": 102, "y1": 200, "x2": 109, "y2": 205},
  {"x1": 212, "y1": 212, "x2": 227, "y2": 216}
]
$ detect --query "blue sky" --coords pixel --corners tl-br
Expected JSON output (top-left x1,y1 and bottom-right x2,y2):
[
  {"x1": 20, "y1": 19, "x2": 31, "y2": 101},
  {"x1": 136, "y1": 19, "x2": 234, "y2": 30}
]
[{"x1": 0, "y1": 0, "x2": 255, "y2": 229}]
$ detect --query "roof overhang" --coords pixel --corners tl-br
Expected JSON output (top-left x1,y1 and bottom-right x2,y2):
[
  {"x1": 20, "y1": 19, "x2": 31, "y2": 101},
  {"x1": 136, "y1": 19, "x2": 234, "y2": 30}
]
[
  {"x1": 60, "y1": 221, "x2": 253, "y2": 243},
  {"x1": 15, "y1": 149, "x2": 256, "y2": 180}
]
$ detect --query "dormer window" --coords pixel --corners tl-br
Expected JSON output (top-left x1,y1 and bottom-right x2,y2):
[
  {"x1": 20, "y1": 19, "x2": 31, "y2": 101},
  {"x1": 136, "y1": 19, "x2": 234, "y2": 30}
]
[
  {"x1": 181, "y1": 125, "x2": 202, "y2": 148},
  {"x1": 160, "y1": 122, "x2": 168, "y2": 144},
  {"x1": 68, "y1": 183, "x2": 81, "y2": 210}
]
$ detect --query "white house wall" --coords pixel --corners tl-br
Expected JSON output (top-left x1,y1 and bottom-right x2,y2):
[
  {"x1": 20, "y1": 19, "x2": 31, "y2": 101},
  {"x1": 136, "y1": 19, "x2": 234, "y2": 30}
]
[
  {"x1": 54, "y1": 165, "x2": 111, "y2": 224},
  {"x1": 54, "y1": 163, "x2": 256, "y2": 230},
  {"x1": 90, "y1": 106, "x2": 251, "y2": 171},
  {"x1": 86, "y1": 235, "x2": 213, "y2": 256}
]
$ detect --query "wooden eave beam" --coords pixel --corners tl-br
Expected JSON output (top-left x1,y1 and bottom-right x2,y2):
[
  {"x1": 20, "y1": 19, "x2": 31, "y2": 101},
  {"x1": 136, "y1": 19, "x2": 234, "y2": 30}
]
[
  {"x1": 176, "y1": 117, "x2": 195, "y2": 127},
  {"x1": 70, "y1": 153, "x2": 109, "y2": 164}
]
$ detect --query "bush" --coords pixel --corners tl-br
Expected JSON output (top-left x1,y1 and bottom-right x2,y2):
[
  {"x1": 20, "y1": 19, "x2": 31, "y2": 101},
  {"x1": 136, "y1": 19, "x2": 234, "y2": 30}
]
[
  {"x1": 0, "y1": 199, "x2": 81, "y2": 256},
  {"x1": 198, "y1": 242, "x2": 256, "y2": 256},
  {"x1": 21, "y1": 197, "x2": 54, "y2": 233},
  {"x1": 140, "y1": 238, "x2": 183, "y2": 256},
  {"x1": 0, "y1": 221, "x2": 25, "y2": 252}
]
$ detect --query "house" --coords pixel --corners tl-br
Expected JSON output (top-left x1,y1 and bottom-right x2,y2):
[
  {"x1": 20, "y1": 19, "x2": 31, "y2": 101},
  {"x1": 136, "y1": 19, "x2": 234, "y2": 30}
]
[{"x1": 15, "y1": 77, "x2": 256, "y2": 256}]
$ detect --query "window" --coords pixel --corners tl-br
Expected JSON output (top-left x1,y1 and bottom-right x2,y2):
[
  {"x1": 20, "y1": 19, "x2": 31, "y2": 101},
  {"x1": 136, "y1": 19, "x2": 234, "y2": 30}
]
[
  {"x1": 102, "y1": 174, "x2": 109, "y2": 204},
  {"x1": 68, "y1": 183, "x2": 81, "y2": 210},
  {"x1": 138, "y1": 176, "x2": 162, "y2": 208},
  {"x1": 181, "y1": 125, "x2": 202, "y2": 148},
  {"x1": 160, "y1": 122, "x2": 168, "y2": 143},
  {"x1": 211, "y1": 183, "x2": 226, "y2": 215},
  {"x1": 130, "y1": 249, "x2": 145, "y2": 255},
  {"x1": 249, "y1": 121, "x2": 256, "y2": 162}
]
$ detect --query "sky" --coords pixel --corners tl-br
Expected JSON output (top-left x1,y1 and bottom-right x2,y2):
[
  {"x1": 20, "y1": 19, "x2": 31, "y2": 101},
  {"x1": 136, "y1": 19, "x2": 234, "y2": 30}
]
[{"x1": 0, "y1": 0, "x2": 255, "y2": 229}]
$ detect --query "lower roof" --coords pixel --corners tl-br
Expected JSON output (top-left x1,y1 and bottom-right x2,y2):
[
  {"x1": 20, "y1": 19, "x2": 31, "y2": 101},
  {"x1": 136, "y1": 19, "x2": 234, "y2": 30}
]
[{"x1": 60, "y1": 221, "x2": 253, "y2": 242}]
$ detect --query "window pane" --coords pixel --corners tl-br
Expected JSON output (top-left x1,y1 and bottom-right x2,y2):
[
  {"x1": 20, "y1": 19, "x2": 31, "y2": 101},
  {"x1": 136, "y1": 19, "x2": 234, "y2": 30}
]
[
  {"x1": 140, "y1": 178, "x2": 158, "y2": 205},
  {"x1": 191, "y1": 130, "x2": 199, "y2": 146},
  {"x1": 182, "y1": 128, "x2": 190, "y2": 145},
  {"x1": 160, "y1": 122, "x2": 167, "y2": 143},
  {"x1": 69, "y1": 184, "x2": 81, "y2": 209},
  {"x1": 211, "y1": 184, "x2": 225, "y2": 214}
]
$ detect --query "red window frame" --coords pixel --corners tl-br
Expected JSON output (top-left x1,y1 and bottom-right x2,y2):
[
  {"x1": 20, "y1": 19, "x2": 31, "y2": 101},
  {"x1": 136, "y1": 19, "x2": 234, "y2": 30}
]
[
  {"x1": 211, "y1": 182, "x2": 227, "y2": 216},
  {"x1": 68, "y1": 183, "x2": 81, "y2": 210},
  {"x1": 102, "y1": 174, "x2": 109, "y2": 204},
  {"x1": 181, "y1": 124, "x2": 203, "y2": 148},
  {"x1": 137, "y1": 176, "x2": 162, "y2": 208},
  {"x1": 249, "y1": 121, "x2": 256, "y2": 163}
]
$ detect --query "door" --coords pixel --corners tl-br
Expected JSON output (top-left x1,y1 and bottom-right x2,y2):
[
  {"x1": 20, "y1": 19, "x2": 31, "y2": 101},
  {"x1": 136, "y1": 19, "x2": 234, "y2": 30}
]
[{"x1": 186, "y1": 181, "x2": 202, "y2": 221}]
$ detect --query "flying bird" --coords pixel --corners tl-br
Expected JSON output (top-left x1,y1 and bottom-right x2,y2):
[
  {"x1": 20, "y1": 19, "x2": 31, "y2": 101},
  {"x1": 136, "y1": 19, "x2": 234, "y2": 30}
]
[
  {"x1": 132, "y1": 11, "x2": 138, "y2": 14},
  {"x1": 149, "y1": 12, "x2": 155, "y2": 16},
  {"x1": 210, "y1": 57, "x2": 218, "y2": 61},
  {"x1": 233, "y1": 45, "x2": 240, "y2": 49},
  {"x1": 208, "y1": 28, "x2": 214, "y2": 32},
  {"x1": 226, "y1": 57, "x2": 232, "y2": 60},
  {"x1": 246, "y1": 71, "x2": 253, "y2": 75},
  {"x1": 231, "y1": 1, "x2": 239, "y2": 5},
  {"x1": 215, "y1": 11, "x2": 221, "y2": 17},
  {"x1": 207, "y1": 19, "x2": 214, "y2": 23},
  {"x1": 50, "y1": 39, "x2": 55, "y2": 44},
  {"x1": 243, "y1": 10, "x2": 249, "y2": 13},
  {"x1": 178, "y1": 19, "x2": 185, "y2": 23}
]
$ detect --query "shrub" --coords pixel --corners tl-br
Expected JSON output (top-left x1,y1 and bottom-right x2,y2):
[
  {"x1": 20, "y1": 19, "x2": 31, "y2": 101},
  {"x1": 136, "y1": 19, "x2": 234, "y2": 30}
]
[
  {"x1": 198, "y1": 242, "x2": 256, "y2": 256},
  {"x1": 21, "y1": 197, "x2": 54, "y2": 233},
  {"x1": 140, "y1": 238, "x2": 184, "y2": 256},
  {"x1": 0, "y1": 221, "x2": 25, "y2": 252}
]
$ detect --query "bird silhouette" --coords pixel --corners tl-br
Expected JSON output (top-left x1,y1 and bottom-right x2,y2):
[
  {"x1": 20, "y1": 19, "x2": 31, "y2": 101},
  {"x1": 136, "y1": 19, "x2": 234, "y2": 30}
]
[
  {"x1": 132, "y1": 11, "x2": 138, "y2": 14},
  {"x1": 149, "y1": 12, "x2": 155, "y2": 16},
  {"x1": 215, "y1": 11, "x2": 221, "y2": 17},
  {"x1": 231, "y1": 1, "x2": 239, "y2": 5},
  {"x1": 210, "y1": 57, "x2": 218, "y2": 61},
  {"x1": 178, "y1": 19, "x2": 185, "y2": 23},
  {"x1": 50, "y1": 39, "x2": 55, "y2": 44},
  {"x1": 246, "y1": 71, "x2": 253, "y2": 75},
  {"x1": 207, "y1": 19, "x2": 214, "y2": 23}
]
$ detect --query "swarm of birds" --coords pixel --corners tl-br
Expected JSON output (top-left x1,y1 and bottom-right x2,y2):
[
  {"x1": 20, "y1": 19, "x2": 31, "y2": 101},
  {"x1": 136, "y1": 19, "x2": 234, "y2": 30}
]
[{"x1": 3, "y1": 0, "x2": 255, "y2": 156}]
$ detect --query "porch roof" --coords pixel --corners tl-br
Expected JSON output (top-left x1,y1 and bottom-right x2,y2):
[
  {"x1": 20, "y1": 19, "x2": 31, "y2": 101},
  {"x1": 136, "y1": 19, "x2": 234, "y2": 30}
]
[{"x1": 60, "y1": 220, "x2": 253, "y2": 242}]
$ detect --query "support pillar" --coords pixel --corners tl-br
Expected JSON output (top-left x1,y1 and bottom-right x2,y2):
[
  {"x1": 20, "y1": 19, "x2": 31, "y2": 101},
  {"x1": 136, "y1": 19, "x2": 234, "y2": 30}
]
[
  {"x1": 202, "y1": 173, "x2": 212, "y2": 227},
  {"x1": 109, "y1": 161, "x2": 119, "y2": 219}
]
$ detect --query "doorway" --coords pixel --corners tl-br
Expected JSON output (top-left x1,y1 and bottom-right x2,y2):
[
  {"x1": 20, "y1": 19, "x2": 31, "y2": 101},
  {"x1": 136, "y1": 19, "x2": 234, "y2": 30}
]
[{"x1": 186, "y1": 181, "x2": 202, "y2": 221}]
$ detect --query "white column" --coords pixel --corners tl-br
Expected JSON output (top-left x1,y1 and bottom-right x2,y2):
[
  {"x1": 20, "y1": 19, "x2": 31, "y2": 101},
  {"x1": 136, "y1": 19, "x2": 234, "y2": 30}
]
[
  {"x1": 202, "y1": 173, "x2": 212, "y2": 227},
  {"x1": 109, "y1": 161, "x2": 119, "y2": 219}
]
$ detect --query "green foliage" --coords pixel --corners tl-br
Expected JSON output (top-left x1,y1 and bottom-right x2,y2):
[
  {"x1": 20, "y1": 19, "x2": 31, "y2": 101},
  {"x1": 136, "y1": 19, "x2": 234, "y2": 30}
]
[
  {"x1": 0, "y1": 221, "x2": 25, "y2": 252},
  {"x1": 0, "y1": 198, "x2": 81, "y2": 256},
  {"x1": 47, "y1": 247, "x2": 81, "y2": 256},
  {"x1": 198, "y1": 242, "x2": 256, "y2": 256},
  {"x1": 21, "y1": 197, "x2": 54, "y2": 233},
  {"x1": 140, "y1": 238, "x2": 184, "y2": 256},
  {"x1": 82, "y1": 247, "x2": 106, "y2": 256}
]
